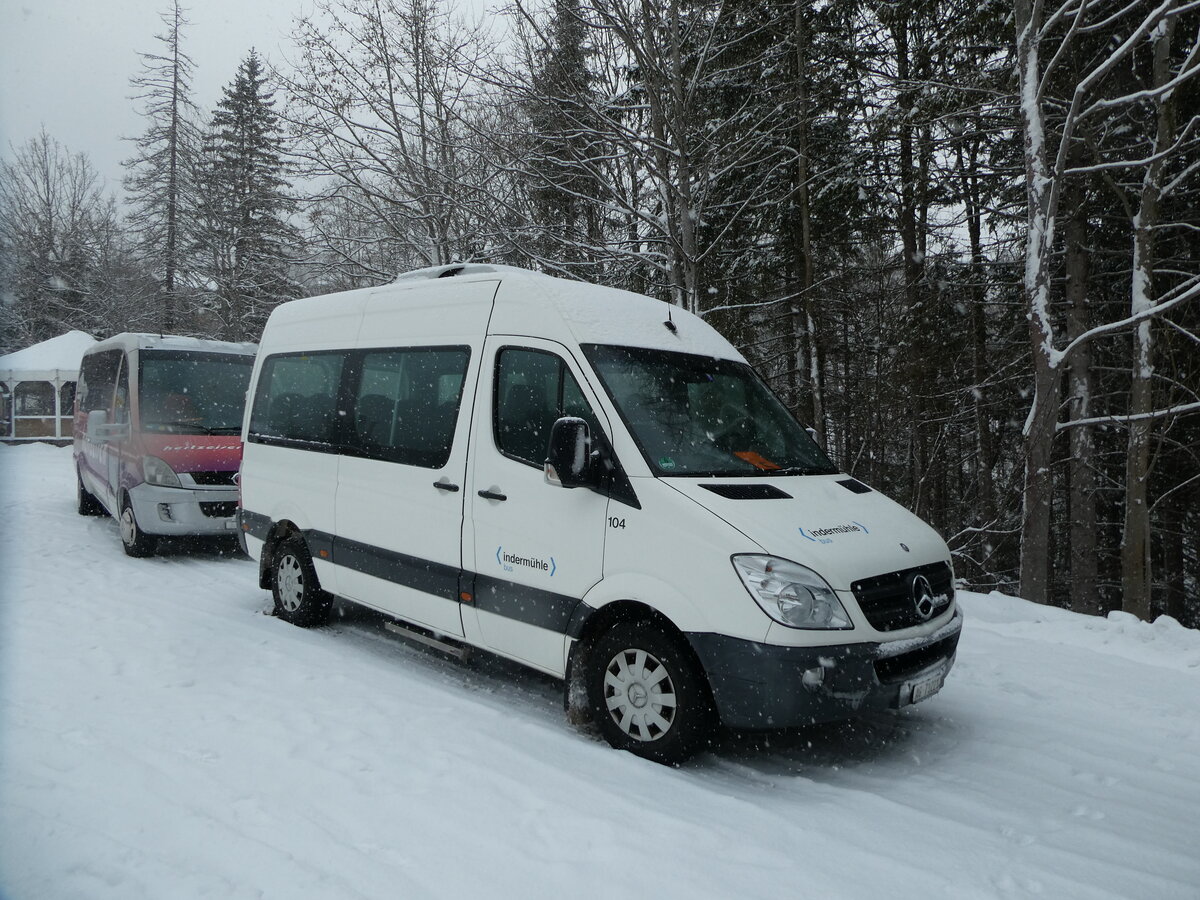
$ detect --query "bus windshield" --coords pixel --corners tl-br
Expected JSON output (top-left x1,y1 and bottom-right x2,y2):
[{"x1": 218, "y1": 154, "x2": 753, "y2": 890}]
[
  {"x1": 582, "y1": 344, "x2": 836, "y2": 478},
  {"x1": 139, "y1": 351, "x2": 254, "y2": 435}
]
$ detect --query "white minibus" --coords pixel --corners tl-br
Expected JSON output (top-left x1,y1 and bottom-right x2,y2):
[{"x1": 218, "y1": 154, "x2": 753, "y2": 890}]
[{"x1": 238, "y1": 265, "x2": 961, "y2": 762}]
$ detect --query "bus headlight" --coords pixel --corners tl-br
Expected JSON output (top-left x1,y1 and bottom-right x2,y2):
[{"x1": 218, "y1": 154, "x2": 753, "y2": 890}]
[{"x1": 143, "y1": 455, "x2": 181, "y2": 488}]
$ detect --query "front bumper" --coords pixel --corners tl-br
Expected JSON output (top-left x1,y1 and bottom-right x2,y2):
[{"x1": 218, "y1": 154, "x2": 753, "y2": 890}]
[
  {"x1": 687, "y1": 607, "x2": 963, "y2": 730},
  {"x1": 129, "y1": 481, "x2": 240, "y2": 537}
]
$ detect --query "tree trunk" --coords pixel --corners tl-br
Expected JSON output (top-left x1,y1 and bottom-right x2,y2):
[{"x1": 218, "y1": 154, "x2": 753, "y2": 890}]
[
  {"x1": 794, "y1": 1, "x2": 825, "y2": 446},
  {"x1": 1015, "y1": 0, "x2": 1060, "y2": 606},
  {"x1": 1064, "y1": 177, "x2": 1100, "y2": 615},
  {"x1": 963, "y1": 158, "x2": 994, "y2": 520},
  {"x1": 1162, "y1": 501, "x2": 1185, "y2": 623},
  {"x1": 1121, "y1": 15, "x2": 1175, "y2": 621}
]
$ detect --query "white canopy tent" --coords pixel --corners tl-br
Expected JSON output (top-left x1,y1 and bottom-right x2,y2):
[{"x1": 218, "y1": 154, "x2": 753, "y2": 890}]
[{"x1": 0, "y1": 331, "x2": 98, "y2": 440}]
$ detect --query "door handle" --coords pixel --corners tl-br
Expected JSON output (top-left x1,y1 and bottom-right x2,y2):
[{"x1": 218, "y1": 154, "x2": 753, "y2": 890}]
[
  {"x1": 477, "y1": 489, "x2": 507, "y2": 502},
  {"x1": 433, "y1": 481, "x2": 460, "y2": 492}
]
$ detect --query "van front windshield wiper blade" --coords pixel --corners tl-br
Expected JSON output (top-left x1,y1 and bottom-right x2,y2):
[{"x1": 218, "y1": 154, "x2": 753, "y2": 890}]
[
  {"x1": 770, "y1": 465, "x2": 837, "y2": 476},
  {"x1": 146, "y1": 421, "x2": 214, "y2": 435}
]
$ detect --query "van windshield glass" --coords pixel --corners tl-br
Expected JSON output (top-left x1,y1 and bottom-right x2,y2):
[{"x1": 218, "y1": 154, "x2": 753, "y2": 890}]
[
  {"x1": 582, "y1": 344, "x2": 837, "y2": 477},
  {"x1": 139, "y1": 351, "x2": 254, "y2": 435}
]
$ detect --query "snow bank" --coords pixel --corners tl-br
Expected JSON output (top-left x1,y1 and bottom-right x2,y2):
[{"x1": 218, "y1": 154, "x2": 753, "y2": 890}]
[{"x1": 959, "y1": 590, "x2": 1200, "y2": 672}]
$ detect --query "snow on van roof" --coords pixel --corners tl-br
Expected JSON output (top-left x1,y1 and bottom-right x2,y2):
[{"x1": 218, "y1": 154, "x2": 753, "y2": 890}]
[
  {"x1": 0, "y1": 330, "x2": 97, "y2": 377},
  {"x1": 550, "y1": 281, "x2": 745, "y2": 362},
  {"x1": 393, "y1": 264, "x2": 744, "y2": 362},
  {"x1": 392, "y1": 263, "x2": 531, "y2": 282},
  {"x1": 87, "y1": 333, "x2": 258, "y2": 356}
]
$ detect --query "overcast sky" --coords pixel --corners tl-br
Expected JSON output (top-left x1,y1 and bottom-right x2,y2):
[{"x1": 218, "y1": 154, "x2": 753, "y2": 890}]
[{"x1": 0, "y1": 0, "x2": 313, "y2": 194}]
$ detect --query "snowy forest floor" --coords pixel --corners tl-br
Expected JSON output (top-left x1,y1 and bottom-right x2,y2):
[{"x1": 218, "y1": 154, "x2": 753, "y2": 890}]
[{"x1": 1, "y1": 443, "x2": 1198, "y2": 900}]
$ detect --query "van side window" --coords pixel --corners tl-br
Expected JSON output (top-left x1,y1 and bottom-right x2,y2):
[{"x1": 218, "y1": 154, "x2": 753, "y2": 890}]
[
  {"x1": 78, "y1": 350, "x2": 123, "y2": 413},
  {"x1": 248, "y1": 352, "x2": 347, "y2": 446},
  {"x1": 112, "y1": 356, "x2": 130, "y2": 425},
  {"x1": 495, "y1": 348, "x2": 599, "y2": 467},
  {"x1": 349, "y1": 347, "x2": 469, "y2": 468}
]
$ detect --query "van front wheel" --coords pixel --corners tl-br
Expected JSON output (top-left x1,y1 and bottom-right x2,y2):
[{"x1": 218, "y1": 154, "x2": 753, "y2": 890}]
[
  {"x1": 272, "y1": 537, "x2": 332, "y2": 627},
  {"x1": 587, "y1": 621, "x2": 715, "y2": 764},
  {"x1": 119, "y1": 494, "x2": 156, "y2": 557}
]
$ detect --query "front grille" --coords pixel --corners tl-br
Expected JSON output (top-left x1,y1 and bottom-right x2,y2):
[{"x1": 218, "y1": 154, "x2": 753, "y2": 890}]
[
  {"x1": 875, "y1": 634, "x2": 959, "y2": 684},
  {"x1": 851, "y1": 561, "x2": 954, "y2": 632},
  {"x1": 189, "y1": 470, "x2": 237, "y2": 486},
  {"x1": 200, "y1": 501, "x2": 237, "y2": 518}
]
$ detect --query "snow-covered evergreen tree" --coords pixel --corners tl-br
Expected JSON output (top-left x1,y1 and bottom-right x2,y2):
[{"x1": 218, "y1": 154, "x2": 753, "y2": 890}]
[{"x1": 195, "y1": 51, "x2": 299, "y2": 342}]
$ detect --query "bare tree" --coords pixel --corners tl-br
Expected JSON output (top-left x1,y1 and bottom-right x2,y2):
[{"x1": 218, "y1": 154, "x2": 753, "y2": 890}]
[
  {"x1": 504, "y1": 0, "x2": 800, "y2": 313},
  {"x1": 278, "y1": 0, "x2": 501, "y2": 276},
  {"x1": 0, "y1": 132, "x2": 119, "y2": 349},
  {"x1": 1012, "y1": 0, "x2": 1200, "y2": 608},
  {"x1": 123, "y1": 0, "x2": 200, "y2": 332}
]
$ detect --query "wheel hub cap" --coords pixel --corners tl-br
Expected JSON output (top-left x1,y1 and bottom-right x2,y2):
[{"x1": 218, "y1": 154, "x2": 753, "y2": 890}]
[
  {"x1": 121, "y1": 509, "x2": 136, "y2": 544},
  {"x1": 603, "y1": 648, "x2": 678, "y2": 742},
  {"x1": 278, "y1": 556, "x2": 304, "y2": 611}
]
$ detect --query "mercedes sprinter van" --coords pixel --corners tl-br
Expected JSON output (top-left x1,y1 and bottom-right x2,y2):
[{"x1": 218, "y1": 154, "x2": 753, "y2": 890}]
[
  {"x1": 238, "y1": 265, "x2": 962, "y2": 762},
  {"x1": 74, "y1": 333, "x2": 256, "y2": 556}
]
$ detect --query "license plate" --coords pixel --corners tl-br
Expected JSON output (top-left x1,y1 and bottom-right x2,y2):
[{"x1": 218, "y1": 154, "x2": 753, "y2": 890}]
[{"x1": 909, "y1": 673, "x2": 944, "y2": 705}]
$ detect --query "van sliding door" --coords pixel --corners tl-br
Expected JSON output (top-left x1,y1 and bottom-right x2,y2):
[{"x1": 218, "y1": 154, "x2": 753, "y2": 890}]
[{"x1": 333, "y1": 281, "x2": 498, "y2": 637}]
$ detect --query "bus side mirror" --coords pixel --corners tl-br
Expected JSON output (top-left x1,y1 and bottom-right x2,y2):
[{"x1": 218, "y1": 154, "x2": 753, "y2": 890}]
[
  {"x1": 86, "y1": 409, "x2": 128, "y2": 442},
  {"x1": 545, "y1": 417, "x2": 595, "y2": 489},
  {"x1": 86, "y1": 409, "x2": 108, "y2": 440}
]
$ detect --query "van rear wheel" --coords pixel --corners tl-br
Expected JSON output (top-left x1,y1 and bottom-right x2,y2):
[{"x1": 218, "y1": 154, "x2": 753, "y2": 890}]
[
  {"x1": 272, "y1": 537, "x2": 332, "y2": 627},
  {"x1": 586, "y1": 621, "x2": 715, "y2": 765},
  {"x1": 119, "y1": 494, "x2": 156, "y2": 557}
]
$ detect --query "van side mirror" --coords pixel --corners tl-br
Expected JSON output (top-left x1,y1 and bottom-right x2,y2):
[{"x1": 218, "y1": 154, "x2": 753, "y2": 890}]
[
  {"x1": 545, "y1": 417, "x2": 595, "y2": 489},
  {"x1": 86, "y1": 409, "x2": 108, "y2": 440},
  {"x1": 86, "y1": 409, "x2": 128, "y2": 442}
]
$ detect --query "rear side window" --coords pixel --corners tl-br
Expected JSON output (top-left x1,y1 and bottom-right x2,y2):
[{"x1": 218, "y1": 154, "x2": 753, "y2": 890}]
[
  {"x1": 494, "y1": 348, "x2": 599, "y2": 467},
  {"x1": 249, "y1": 352, "x2": 347, "y2": 446},
  {"x1": 77, "y1": 350, "x2": 123, "y2": 414},
  {"x1": 349, "y1": 347, "x2": 469, "y2": 469}
]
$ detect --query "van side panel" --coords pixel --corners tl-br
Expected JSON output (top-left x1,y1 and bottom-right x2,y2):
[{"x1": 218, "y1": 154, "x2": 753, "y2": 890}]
[
  {"x1": 330, "y1": 281, "x2": 499, "y2": 636},
  {"x1": 241, "y1": 291, "x2": 371, "y2": 583}
]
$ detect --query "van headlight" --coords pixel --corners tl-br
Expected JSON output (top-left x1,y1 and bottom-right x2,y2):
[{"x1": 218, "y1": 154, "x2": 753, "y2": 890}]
[
  {"x1": 143, "y1": 455, "x2": 181, "y2": 488},
  {"x1": 732, "y1": 555, "x2": 852, "y2": 629}
]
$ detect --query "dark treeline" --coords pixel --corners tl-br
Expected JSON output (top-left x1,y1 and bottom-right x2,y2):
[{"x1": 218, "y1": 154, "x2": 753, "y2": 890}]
[{"x1": 1, "y1": 0, "x2": 1197, "y2": 624}]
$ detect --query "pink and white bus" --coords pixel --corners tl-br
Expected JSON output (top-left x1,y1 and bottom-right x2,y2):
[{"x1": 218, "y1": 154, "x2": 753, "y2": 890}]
[{"x1": 73, "y1": 333, "x2": 256, "y2": 556}]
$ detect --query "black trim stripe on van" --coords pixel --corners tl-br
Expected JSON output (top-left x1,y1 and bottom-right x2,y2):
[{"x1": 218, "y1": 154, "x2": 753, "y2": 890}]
[
  {"x1": 473, "y1": 573, "x2": 582, "y2": 634},
  {"x1": 334, "y1": 534, "x2": 460, "y2": 601},
  {"x1": 239, "y1": 509, "x2": 272, "y2": 541},
  {"x1": 239, "y1": 508, "x2": 586, "y2": 637}
]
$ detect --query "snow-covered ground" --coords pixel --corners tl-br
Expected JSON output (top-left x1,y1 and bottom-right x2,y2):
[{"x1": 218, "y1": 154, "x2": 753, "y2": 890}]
[{"x1": 1, "y1": 443, "x2": 1198, "y2": 900}]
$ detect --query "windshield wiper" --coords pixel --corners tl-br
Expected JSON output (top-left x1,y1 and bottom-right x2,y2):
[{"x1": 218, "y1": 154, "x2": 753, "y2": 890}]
[
  {"x1": 147, "y1": 420, "x2": 214, "y2": 435},
  {"x1": 771, "y1": 465, "x2": 836, "y2": 476}
]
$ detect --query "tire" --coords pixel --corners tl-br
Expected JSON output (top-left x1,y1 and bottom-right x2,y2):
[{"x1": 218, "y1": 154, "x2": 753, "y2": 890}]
[
  {"x1": 586, "y1": 620, "x2": 715, "y2": 765},
  {"x1": 271, "y1": 537, "x2": 332, "y2": 627},
  {"x1": 119, "y1": 493, "x2": 157, "y2": 557},
  {"x1": 76, "y1": 470, "x2": 104, "y2": 516}
]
